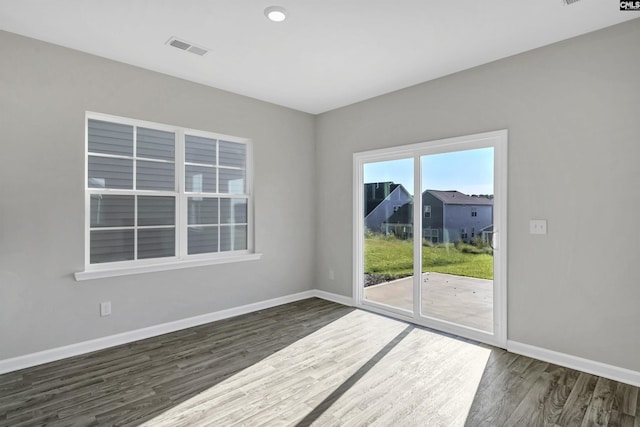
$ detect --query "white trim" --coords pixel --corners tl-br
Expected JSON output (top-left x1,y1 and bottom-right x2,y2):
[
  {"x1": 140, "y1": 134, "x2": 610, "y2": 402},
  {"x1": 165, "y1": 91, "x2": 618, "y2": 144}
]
[
  {"x1": 75, "y1": 253, "x2": 263, "y2": 281},
  {"x1": 358, "y1": 300, "x2": 505, "y2": 348},
  {"x1": 84, "y1": 111, "x2": 256, "y2": 274},
  {"x1": 508, "y1": 340, "x2": 640, "y2": 388},
  {"x1": 0, "y1": 289, "x2": 353, "y2": 375},
  {"x1": 313, "y1": 290, "x2": 354, "y2": 306},
  {"x1": 413, "y1": 155, "x2": 422, "y2": 319},
  {"x1": 353, "y1": 155, "x2": 365, "y2": 309},
  {"x1": 492, "y1": 131, "x2": 508, "y2": 346},
  {"x1": 352, "y1": 130, "x2": 508, "y2": 348},
  {"x1": 3, "y1": 290, "x2": 639, "y2": 390}
]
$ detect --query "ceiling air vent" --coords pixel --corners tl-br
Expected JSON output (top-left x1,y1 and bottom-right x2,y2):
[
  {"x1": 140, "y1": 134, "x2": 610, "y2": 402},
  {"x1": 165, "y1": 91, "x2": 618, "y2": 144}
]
[
  {"x1": 166, "y1": 37, "x2": 209, "y2": 56},
  {"x1": 562, "y1": 0, "x2": 581, "y2": 4}
]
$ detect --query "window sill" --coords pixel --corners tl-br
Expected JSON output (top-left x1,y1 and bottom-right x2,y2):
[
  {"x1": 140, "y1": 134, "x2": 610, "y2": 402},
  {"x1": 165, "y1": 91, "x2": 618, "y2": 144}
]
[{"x1": 74, "y1": 253, "x2": 263, "y2": 281}]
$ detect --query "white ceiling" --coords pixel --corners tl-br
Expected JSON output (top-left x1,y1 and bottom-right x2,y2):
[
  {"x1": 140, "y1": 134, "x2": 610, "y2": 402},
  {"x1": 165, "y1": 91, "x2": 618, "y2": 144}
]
[{"x1": 0, "y1": 1, "x2": 636, "y2": 114}]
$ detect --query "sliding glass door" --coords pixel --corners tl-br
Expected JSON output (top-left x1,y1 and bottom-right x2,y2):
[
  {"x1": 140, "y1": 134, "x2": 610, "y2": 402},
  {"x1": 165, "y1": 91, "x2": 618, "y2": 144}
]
[
  {"x1": 362, "y1": 159, "x2": 414, "y2": 316},
  {"x1": 354, "y1": 131, "x2": 507, "y2": 347},
  {"x1": 420, "y1": 148, "x2": 494, "y2": 333}
]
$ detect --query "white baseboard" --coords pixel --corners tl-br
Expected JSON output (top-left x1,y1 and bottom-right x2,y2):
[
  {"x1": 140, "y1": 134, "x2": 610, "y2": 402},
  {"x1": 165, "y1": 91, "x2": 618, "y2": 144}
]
[
  {"x1": 313, "y1": 289, "x2": 354, "y2": 306},
  {"x1": 0, "y1": 289, "x2": 352, "y2": 375},
  {"x1": 5, "y1": 294, "x2": 638, "y2": 388},
  {"x1": 507, "y1": 340, "x2": 640, "y2": 387}
]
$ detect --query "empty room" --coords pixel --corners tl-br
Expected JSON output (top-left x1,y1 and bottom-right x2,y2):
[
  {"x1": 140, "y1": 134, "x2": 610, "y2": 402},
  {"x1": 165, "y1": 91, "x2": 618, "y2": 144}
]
[{"x1": 1, "y1": 1, "x2": 639, "y2": 426}]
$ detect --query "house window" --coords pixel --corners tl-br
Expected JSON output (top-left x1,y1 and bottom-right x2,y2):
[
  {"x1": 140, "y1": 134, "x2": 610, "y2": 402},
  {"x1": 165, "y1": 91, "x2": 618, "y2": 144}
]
[
  {"x1": 471, "y1": 208, "x2": 477, "y2": 217},
  {"x1": 460, "y1": 228, "x2": 468, "y2": 240},
  {"x1": 424, "y1": 205, "x2": 431, "y2": 218},
  {"x1": 424, "y1": 228, "x2": 439, "y2": 244},
  {"x1": 84, "y1": 113, "x2": 253, "y2": 272}
]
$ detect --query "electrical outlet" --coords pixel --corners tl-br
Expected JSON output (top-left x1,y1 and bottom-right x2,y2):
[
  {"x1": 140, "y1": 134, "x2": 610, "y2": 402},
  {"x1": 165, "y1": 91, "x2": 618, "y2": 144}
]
[
  {"x1": 100, "y1": 301, "x2": 112, "y2": 317},
  {"x1": 529, "y1": 219, "x2": 547, "y2": 235},
  {"x1": 328, "y1": 269, "x2": 335, "y2": 281}
]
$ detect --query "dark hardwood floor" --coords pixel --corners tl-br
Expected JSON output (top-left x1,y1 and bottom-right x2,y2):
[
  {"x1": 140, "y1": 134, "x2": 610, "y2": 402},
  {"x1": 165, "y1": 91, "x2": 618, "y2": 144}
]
[{"x1": 0, "y1": 298, "x2": 638, "y2": 426}]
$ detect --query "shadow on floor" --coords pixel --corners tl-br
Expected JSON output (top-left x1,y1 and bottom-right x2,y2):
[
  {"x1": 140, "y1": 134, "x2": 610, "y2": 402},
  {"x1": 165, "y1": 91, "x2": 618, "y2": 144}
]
[{"x1": 0, "y1": 298, "x2": 355, "y2": 426}]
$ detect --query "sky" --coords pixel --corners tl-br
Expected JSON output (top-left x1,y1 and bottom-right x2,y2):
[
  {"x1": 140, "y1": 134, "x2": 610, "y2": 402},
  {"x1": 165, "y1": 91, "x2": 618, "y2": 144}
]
[{"x1": 363, "y1": 147, "x2": 494, "y2": 196}]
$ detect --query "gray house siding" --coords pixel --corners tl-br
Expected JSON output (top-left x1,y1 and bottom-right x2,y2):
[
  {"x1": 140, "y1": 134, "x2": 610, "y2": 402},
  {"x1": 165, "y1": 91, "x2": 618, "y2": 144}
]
[
  {"x1": 422, "y1": 190, "x2": 493, "y2": 243},
  {"x1": 422, "y1": 192, "x2": 444, "y2": 243},
  {"x1": 441, "y1": 204, "x2": 493, "y2": 243},
  {"x1": 364, "y1": 183, "x2": 412, "y2": 232},
  {"x1": 365, "y1": 186, "x2": 492, "y2": 242},
  {"x1": 383, "y1": 202, "x2": 413, "y2": 238}
]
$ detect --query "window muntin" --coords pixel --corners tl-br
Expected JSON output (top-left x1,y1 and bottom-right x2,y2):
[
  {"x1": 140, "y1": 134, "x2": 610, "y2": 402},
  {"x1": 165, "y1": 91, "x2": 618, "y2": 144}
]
[
  {"x1": 460, "y1": 228, "x2": 468, "y2": 240},
  {"x1": 85, "y1": 114, "x2": 252, "y2": 270}
]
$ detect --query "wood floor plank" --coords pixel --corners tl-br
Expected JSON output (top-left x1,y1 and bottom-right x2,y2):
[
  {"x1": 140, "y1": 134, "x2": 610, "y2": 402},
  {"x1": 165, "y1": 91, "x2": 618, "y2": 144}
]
[
  {"x1": 580, "y1": 377, "x2": 617, "y2": 427},
  {"x1": 463, "y1": 346, "x2": 520, "y2": 404},
  {"x1": 609, "y1": 411, "x2": 636, "y2": 427},
  {"x1": 0, "y1": 298, "x2": 638, "y2": 427},
  {"x1": 504, "y1": 369, "x2": 560, "y2": 426},
  {"x1": 616, "y1": 383, "x2": 639, "y2": 417},
  {"x1": 541, "y1": 366, "x2": 581, "y2": 426},
  {"x1": 464, "y1": 357, "x2": 549, "y2": 426},
  {"x1": 557, "y1": 372, "x2": 599, "y2": 427},
  {"x1": 633, "y1": 388, "x2": 640, "y2": 427}
]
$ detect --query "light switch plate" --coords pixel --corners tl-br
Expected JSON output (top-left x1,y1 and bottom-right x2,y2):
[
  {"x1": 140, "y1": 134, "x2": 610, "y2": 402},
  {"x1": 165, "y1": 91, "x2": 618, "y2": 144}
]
[
  {"x1": 529, "y1": 219, "x2": 547, "y2": 235},
  {"x1": 100, "y1": 301, "x2": 112, "y2": 317}
]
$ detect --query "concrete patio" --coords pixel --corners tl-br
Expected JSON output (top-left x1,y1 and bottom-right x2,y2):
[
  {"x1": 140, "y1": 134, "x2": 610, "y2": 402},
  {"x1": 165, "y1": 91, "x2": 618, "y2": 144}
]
[{"x1": 364, "y1": 272, "x2": 493, "y2": 332}]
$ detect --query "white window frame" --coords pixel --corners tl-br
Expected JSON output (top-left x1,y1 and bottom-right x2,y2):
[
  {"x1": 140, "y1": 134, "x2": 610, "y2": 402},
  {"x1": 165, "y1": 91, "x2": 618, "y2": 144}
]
[
  {"x1": 353, "y1": 129, "x2": 508, "y2": 348},
  {"x1": 75, "y1": 112, "x2": 261, "y2": 281}
]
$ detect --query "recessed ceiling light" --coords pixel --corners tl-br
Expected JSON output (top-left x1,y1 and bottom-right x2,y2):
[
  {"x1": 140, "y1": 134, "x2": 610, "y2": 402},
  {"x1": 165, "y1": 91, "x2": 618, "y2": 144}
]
[{"x1": 264, "y1": 6, "x2": 287, "y2": 22}]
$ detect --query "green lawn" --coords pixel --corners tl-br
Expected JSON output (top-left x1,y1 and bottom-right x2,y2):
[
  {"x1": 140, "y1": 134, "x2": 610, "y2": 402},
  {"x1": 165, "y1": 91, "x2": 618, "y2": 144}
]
[{"x1": 364, "y1": 237, "x2": 493, "y2": 280}]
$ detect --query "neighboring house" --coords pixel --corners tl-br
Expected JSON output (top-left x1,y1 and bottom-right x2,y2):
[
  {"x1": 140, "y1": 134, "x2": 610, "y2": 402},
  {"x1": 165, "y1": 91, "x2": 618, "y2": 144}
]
[
  {"x1": 364, "y1": 184, "x2": 493, "y2": 243},
  {"x1": 364, "y1": 182, "x2": 413, "y2": 236},
  {"x1": 422, "y1": 190, "x2": 493, "y2": 243}
]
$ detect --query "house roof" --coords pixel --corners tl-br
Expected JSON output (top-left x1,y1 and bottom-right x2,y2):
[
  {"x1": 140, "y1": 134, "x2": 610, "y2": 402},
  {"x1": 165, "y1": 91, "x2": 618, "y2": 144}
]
[
  {"x1": 425, "y1": 190, "x2": 493, "y2": 206},
  {"x1": 365, "y1": 182, "x2": 401, "y2": 195},
  {"x1": 364, "y1": 182, "x2": 408, "y2": 216}
]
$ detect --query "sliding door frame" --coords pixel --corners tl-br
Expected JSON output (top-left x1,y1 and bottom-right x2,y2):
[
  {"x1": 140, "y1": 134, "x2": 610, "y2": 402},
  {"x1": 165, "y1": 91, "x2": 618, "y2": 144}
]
[{"x1": 353, "y1": 130, "x2": 508, "y2": 348}]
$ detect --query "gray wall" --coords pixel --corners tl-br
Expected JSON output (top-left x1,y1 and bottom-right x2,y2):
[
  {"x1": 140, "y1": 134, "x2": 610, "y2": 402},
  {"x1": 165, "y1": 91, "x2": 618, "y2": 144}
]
[
  {"x1": 0, "y1": 31, "x2": 316, "y2": 360},
  {"x1": 2, "y1": 19, "x2": 640, "y2": 375},
  {"x1": 315, "y1": 19, "x2": 640, "y2": 372}
]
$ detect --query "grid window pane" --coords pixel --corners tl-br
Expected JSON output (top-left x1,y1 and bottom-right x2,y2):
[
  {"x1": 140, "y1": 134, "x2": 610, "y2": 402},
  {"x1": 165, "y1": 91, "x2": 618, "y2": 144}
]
[
  {"x1": 90, "y1": 195, "x2": 134, "y2": 227},
  {"x1": 137, "y1": 127, "x2": 175, "y2": 160},
  {"x1": 220, "y1": 225, "x2": 247, "y2": 252},
  {"x1": 87, "y1": 115, "x2": 251, "y2": 266},
  {"x1": 220, "y1": 198, "x2": 247, "y2": 224},
  {"x1": 138, "y1": 228, "x2": 175, "y2": 259},
  {"x1": 188, "y1": 226, "x2": 219, "y2": 254},
  {"x1": 219, "y1": 168, "x2": 245, "y2": 193},
  {"x1": 88, "y1": 156, "x2": 133, "y2": 189},
  {"x1": 188, "y1": 198, "x2": 218, "y2": 225},
  {"x1": 186, "y1": 165, "x2": 216, "y2": 193},
  {"x1": 185, "y1": 135, "x2": 216, "y2": 165},
  {"x1": 88, "y1": 119, "x2": 133, "y2": 156},
  {"x1": 90, "y1": 230, "x2": 134, "y2": 263},
  {"x1": 219, "y1": 141, "x2": 246, "y2": 168},
  {"x1": 138, "y1": 196, "x2": 175, "y2": 226},
  {"x1": 137, "y1": 160, "x2": 175, "y2": 191}
]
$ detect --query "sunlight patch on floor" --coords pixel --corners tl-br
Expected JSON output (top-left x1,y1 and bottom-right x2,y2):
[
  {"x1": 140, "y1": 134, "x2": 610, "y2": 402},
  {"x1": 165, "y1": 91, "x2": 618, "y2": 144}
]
[{"x1": 142, "y1": 310, "x2": 490, "y2": 426}]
